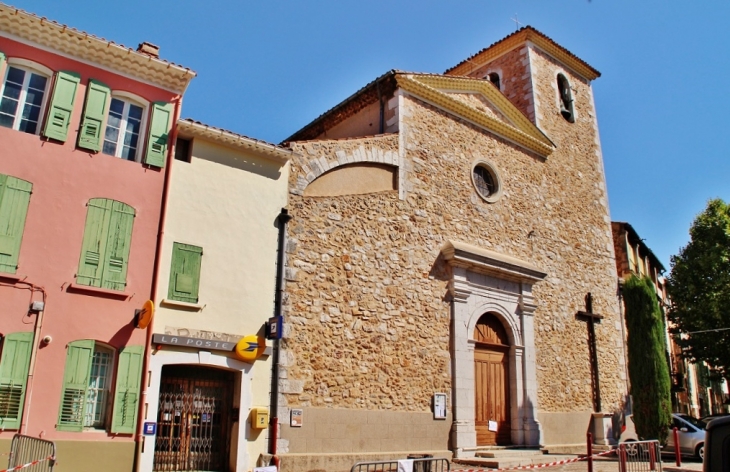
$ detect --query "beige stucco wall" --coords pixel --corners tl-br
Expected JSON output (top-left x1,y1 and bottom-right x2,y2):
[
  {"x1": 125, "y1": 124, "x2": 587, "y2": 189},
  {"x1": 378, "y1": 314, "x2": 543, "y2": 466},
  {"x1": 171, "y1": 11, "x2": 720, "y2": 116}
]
[{"x1": 149, "y1": 138, "x2": 290, "y2": 471}]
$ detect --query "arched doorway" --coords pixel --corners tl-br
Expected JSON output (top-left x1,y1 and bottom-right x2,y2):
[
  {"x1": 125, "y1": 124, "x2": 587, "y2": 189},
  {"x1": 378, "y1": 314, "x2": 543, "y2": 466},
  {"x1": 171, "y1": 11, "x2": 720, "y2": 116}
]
[
  {"x1": 154, "y1": 365, "x2": 235, "y2": 471},
  {"x1": 474, "y1": 313, "x2": 511, "y2": 446}
]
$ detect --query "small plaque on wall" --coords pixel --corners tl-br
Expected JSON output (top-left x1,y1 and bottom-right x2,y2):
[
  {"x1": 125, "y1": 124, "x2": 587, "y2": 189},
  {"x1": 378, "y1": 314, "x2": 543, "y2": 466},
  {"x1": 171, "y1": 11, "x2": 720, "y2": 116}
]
[
  {"x1": 290, "y1": 409, "x2": 303, "y2": 427},
  {"x1": 433, "y1": 393, "x2": 447, "y2": 420}
]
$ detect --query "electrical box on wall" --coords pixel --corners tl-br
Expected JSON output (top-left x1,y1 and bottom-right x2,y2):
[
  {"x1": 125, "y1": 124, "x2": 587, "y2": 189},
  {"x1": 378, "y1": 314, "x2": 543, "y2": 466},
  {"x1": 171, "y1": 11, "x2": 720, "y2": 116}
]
[{"x1": 250, "y1": 407, "x2": 269, "y2": 429}]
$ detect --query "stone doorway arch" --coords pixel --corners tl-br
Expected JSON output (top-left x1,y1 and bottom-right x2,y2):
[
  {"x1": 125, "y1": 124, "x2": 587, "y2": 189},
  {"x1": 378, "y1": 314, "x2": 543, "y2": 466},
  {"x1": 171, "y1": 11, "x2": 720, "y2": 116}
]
[{"x1": 440, "y1": 241, "x2": 546, "y2": 458}]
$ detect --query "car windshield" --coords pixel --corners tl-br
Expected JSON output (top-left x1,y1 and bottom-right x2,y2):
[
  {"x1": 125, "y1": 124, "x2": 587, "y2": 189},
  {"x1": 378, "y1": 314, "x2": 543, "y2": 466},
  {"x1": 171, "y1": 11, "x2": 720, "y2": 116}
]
[{"x1": 677, "y1": 414, "x2": 707, "y2": 430}]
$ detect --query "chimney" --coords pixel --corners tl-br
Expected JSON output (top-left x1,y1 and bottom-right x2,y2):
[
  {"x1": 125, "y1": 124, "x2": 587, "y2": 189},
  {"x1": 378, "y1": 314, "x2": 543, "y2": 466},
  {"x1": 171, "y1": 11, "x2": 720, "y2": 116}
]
[{"x1": 136, "y1": 42, "x2": 160, "y2": 58}]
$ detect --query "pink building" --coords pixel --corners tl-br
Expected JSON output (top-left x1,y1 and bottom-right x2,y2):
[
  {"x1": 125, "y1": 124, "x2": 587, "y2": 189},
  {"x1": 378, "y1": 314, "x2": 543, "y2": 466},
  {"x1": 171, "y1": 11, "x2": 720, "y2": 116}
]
[{"x1": 0, "y1": 5, "x2": 194, "y2": 471}]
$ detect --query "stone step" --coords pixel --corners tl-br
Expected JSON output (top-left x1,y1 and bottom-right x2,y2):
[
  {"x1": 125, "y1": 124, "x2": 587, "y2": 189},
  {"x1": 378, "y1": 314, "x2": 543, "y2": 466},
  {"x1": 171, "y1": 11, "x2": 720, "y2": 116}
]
[
  {"x1": 475, "y1": 449, "x2": 543, "y2": 458},
  {"x1": 541, "y1": 443, "x2": 613, "y2": 454},
  {"x1": 454, "y1": 453, "x2": 579, "y2": 470},
  {"x1": 454, "y1": 457, "x2": 536, "y2": 468}
]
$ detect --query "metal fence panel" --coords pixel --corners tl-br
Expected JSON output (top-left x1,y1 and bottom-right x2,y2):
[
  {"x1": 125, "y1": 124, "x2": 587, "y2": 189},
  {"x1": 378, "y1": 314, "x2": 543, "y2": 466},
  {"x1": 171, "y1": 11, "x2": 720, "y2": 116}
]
[
  {"x1": 351, "y1": 457, "x2": 450, "y2": 472},
  {"x1": 618, "y1": 440, "x2": 662, "y2": 472},
  {"x1": 8, "y1": 434, "x2": 56, "y2": 472}
]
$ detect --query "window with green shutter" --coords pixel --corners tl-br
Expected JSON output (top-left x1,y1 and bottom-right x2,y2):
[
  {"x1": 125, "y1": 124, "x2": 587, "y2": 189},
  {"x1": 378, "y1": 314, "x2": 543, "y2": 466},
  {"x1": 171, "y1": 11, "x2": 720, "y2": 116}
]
[
  {"x1": 58, "y1": 341, "x2": 119, "y2": 432},
  {"x1": 168, "y1": 243, "x2": 203, "y2": 303},
  {"x1": 0, "y1": 332, "x2": 33, "y2": 430},
  {"x1": 110, "y1": 345, "x2": 143, "y2": 434},
  {"x1": 42, "y1": 71, "x2": 80, "y2": 142},
  {"x1": 76, "y1": 198, "x2": 135, "y2": 291},
  {"x1": 77, "y1": 80, "x2": 110, "y2": 152},
  {"x1": 0, "y1": 174, "x2": 32, "y2": 274},
  {"x1": 144, "y1": 102, "x2": 173, "y2": 167},
  {"x1": 57, "y1": 340, "x2": 94, "y2": 431}
]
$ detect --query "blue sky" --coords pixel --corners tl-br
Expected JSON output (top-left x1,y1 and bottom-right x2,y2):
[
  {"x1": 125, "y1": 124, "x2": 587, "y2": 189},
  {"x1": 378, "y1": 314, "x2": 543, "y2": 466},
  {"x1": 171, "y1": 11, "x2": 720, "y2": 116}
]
[{"x1": 9, "y1": 0, "x2": 729, "y2": 269}]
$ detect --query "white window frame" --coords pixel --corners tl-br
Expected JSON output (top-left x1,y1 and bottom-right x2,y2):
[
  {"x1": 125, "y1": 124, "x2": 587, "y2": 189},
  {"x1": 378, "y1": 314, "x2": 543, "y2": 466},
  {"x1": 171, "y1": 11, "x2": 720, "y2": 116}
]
[
  {"x1": 84, "y1": 343, "x2": 115, "y2": 430},
  {"x1": 102, "y1": 91, "x2": 149, "y2": 162},
  {"x1": 0, "y1": 59, "x2": 53, "y2": 135}
]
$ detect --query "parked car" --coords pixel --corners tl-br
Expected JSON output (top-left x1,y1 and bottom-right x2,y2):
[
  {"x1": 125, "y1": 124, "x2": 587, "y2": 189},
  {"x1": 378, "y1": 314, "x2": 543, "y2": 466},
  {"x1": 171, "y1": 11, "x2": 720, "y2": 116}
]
[
  {"x1": 699, "y1": 413, "x2": 729, "y2": 425},
  {"x1": 619, "y1": 413, "x2": 706, "y2": 460}
]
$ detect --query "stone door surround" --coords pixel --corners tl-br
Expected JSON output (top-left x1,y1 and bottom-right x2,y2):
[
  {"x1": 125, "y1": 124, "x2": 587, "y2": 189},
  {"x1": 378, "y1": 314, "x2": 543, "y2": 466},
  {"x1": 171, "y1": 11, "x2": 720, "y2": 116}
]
[{"x1": 441, "y1": 241, "x2": 546, "y2": 457}]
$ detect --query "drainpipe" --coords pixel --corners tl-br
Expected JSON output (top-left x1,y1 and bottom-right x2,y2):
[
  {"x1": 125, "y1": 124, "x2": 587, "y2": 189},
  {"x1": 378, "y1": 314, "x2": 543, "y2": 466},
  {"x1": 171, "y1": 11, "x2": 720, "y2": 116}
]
[
  {"x1": 269, "y1": 208, "x2": 292, "y2": 465},
  {"x1": 16, "y1": 282, "x2": 46, "y2": 435},
  {"x1": 134, "y1": 95, "x2": 182, "y2": 471}
]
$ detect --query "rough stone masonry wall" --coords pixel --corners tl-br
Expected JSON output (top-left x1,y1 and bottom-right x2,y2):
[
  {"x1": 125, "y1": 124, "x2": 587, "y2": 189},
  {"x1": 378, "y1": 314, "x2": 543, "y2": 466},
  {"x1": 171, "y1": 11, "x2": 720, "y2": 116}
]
[
  {"x1": 282, "y1": 133, "x2": 454, "y2": 415},
  {"x1": 399, "y1": 92, "x2": 624, "y2": 414},
  {"x1": 282, "y1": 58, "x2": 625, "y2": 426},
  {"x1": 524, "y1": 46, "x2": 626, "y2": 412}
]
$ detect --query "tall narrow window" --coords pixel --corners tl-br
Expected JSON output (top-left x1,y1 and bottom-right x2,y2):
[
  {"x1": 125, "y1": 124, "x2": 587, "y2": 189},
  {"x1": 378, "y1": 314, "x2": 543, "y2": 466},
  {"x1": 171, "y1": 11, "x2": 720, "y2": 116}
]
[
  {"x1": 487, "y1": 72, "x2": 501, "y2": 90},
  {"x1": 0, "y1": 66, "x2": 48, "y2": 134},
  {"x1": 76, "y1": 198, "x2": 135, "y2": 291},
  {"x1": 557, "y1": 73, "x2": 574, "y2": 123},
  {"x1": 103, "y1": 98, "x2": 144, "y2": 161},
  {"x1": 84, "y1": 346, "x2": 113, "y2": 428}
]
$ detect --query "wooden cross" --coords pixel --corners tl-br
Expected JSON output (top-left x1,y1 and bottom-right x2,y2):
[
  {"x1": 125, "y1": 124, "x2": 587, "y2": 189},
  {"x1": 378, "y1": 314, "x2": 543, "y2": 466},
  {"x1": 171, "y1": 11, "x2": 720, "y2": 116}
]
[{"x1": 576, "y1": 293, "x2": 604, "y2": 412}]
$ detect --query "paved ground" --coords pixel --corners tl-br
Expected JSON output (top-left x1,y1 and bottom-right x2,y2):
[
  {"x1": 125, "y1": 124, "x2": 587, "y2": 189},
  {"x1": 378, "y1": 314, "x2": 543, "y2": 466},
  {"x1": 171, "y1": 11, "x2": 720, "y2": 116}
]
[{"x1": 452, "y1": 454, "x2": 703, "y2": 472}]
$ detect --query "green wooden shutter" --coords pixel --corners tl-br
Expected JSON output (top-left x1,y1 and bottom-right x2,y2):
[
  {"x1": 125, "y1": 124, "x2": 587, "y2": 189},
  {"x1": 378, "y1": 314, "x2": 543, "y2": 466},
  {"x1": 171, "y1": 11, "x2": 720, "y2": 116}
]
[
  {"x1": 0, "y1": 175, "x2": 32, "y2": 274},
  {"x1": 76, "y1": 198, "x2": 112, "y2": 287},
  {"x1": 144, "y1": 102, "x2": 173, "y2": 168},
  {"x1": 77, "y1": 80, "x2": 110, "y2": 152},
  {"x1": 110, "y1": 345, "x2": 143, "y2": 434},
  {"x1": 0, "y1": 51, "x2": 6, "y2": 67},
  {"x1": 168, "y1": 243, "x2": 203, "y2": 303},
  {"x1": 0, "y1": 332, "x2": 33, "y2": 430},
  {"x1": 57, "y1": 340, "x2": 94, "y2": 432},
  {"x1": 100, "y1": 201, "x2": 134, "y2": 291},
  {"x1": 42, "y1": 71, "x2": 80, "y2": 142}
]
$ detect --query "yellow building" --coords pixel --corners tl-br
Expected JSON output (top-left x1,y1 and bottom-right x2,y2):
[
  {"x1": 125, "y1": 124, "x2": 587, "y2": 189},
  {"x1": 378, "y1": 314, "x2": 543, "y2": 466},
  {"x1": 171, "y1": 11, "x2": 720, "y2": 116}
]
[{"x1": 137, "y1": 120, "x2": 292, "y2": 472}]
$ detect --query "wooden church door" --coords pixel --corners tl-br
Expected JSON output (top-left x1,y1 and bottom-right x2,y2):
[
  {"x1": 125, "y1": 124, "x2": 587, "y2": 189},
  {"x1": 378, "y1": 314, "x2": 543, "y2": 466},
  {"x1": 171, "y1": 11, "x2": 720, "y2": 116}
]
[{"x1": 474, "y1": 313, "x2": 511, "y2": 446}]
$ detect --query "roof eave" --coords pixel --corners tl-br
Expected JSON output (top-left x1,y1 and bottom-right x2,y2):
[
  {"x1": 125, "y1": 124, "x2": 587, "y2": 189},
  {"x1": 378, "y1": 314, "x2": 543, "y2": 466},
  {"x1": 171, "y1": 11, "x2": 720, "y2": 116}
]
[
  {"x1": 0, "y1": 3, "x2": 197, "y2": 94},
  {"x1": 178, "y1": 120, "x2": 294, "y2": 165}
]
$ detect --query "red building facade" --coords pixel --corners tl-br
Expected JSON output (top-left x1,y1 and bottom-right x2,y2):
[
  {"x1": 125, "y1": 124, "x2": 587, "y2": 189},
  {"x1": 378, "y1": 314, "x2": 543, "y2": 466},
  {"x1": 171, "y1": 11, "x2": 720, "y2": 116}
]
[{"x1": 0, "y1": 6, "x2": 194, "y2": 471}]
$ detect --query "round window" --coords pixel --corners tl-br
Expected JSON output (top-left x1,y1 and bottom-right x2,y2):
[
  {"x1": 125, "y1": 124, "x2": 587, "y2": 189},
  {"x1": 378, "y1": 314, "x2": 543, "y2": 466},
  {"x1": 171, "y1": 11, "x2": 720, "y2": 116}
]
[{"x1": 471, "y1": 161, "x2": 502, "y2": 203}]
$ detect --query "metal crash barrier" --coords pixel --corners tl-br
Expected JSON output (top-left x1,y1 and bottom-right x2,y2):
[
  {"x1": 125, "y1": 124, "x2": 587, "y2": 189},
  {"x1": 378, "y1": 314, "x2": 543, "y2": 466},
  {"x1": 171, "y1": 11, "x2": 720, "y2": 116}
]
[
  {"x1": 7, "y1": 434, "x2": 56, "y2": 472},
  {"x1": 618, "y1": 440, "x2": 662, "y2": 472},
  {"x1": 351, "y1": 456, "x2": 450, "y2": 472}
]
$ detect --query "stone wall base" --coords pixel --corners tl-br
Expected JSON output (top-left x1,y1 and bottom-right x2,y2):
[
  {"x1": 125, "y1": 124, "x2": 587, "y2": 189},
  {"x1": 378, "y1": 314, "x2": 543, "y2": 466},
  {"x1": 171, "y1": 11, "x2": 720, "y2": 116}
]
[
  {"x1": 0, "y1": 438, "x2": 135, "y2": 472},
  {"x1": 261, "y1": 450, "x2": 453, "y2": 472},
  {"x1": 538, "y1": 410, "x2": 593, "y2": 446}
]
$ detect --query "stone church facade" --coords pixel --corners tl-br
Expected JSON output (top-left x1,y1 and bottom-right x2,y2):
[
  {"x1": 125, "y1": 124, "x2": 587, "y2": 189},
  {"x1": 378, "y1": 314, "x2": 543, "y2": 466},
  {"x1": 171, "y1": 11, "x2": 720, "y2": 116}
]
[{"x1": 275, "y1": 27, "x2": 626, "y2": 471}]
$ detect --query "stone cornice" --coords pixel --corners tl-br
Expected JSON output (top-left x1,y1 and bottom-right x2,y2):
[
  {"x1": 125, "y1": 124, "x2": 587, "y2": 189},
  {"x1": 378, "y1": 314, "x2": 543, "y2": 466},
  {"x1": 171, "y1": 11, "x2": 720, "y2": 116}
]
[
  {"x1": 441, "y1": 240, "x2": 547, "y2": 283},
  {"x1": 397, "y1": 74, "x2": 554, "y2": 157},
  {"x1": 0, "y1": 3, "x2": 196, "y2": 94},
  {"x1": 445, "y1": 26, "x2": 600, "y2": 82},
  {"x1": 178, "y1": 120, "x2": 295, "y2": 165}
]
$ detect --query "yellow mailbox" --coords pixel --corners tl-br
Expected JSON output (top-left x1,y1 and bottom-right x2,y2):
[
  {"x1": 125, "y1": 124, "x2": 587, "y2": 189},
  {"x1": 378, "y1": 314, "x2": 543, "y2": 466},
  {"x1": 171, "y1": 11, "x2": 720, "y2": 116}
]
[{"x1": 250, "y1": 407, "x2": 269, "y2": 429}]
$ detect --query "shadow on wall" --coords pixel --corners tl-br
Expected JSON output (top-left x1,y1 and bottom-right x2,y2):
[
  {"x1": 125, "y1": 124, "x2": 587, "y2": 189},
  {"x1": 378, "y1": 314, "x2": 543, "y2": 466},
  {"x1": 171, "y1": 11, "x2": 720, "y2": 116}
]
[{"x1": 196, "y1": 140, "x2": 285, "y2": 181}]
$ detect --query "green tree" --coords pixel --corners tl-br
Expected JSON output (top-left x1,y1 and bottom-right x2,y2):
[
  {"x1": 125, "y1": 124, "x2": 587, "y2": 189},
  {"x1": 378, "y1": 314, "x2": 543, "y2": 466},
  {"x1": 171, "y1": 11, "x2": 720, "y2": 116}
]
[
  {"x1": 623, "y1": 275, "x2": 673, "y2": 441},
  {"x1": 666, "y1": 198, "x2": 730, "y2": 381}
]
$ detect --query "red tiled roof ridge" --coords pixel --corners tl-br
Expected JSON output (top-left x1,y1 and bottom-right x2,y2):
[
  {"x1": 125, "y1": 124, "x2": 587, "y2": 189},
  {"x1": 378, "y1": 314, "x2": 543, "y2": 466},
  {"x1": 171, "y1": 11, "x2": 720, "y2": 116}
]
[{"x1": 445, "y1": 25, "x2": 600, "y2": 79}]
